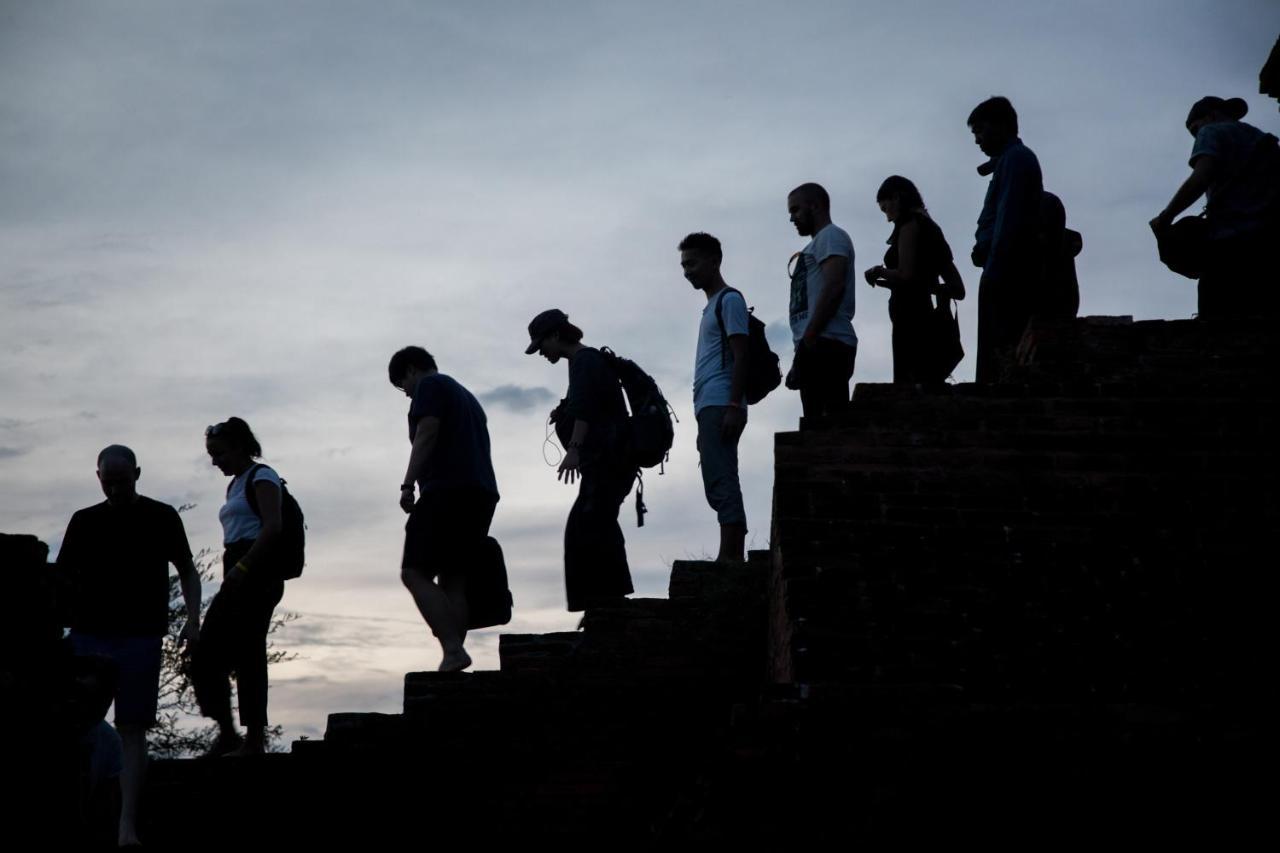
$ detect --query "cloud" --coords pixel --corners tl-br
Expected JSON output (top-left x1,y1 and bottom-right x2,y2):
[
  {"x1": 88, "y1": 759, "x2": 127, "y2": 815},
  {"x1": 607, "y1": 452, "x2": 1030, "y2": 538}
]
[
  {"x1": 478, "y1": 384, "x2": 557, "y2": 413},
  {"x1": 0, "y1": 447, "x2": 28, "y2": 459},
  {"x1": 765, "y1": 319, "x2": 792, "y2": 354}
]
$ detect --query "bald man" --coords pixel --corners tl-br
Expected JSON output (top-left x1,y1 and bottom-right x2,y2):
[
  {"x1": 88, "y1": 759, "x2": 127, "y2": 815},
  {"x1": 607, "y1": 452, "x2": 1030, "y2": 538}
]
[{"x1": 56, "y1": 445, "x2": 201, "y2": 848}]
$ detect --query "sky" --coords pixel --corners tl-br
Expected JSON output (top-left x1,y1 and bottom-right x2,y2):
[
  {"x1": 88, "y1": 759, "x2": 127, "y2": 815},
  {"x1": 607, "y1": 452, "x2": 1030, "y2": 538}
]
[{"x1": 3, "y1": 1, "x2": 1277, "y2": 742}]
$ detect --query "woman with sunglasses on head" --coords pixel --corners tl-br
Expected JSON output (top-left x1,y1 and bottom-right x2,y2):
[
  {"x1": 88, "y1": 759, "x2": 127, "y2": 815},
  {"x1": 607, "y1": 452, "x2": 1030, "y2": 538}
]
[
  {"x1": 864, "y1": 175, "x2": 966, "y2": 385},
  {"x1": 192, "y1": 417, "x2": 288, "y2": 756}
]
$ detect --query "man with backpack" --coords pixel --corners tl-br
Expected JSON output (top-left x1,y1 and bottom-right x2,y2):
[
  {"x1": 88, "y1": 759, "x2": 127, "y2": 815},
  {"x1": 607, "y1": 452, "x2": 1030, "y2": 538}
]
[
  {"x1": 680, "y1": 232, "x2": 751, "y2": 564},
  {"x1": 56, "y1": 445, "x2": 201, "y2": 847},
  {"x1": 526, "y1": 309, "x2": 638, "y2": 611},
  {"x1": 389, "y1": 346, "x2": 500, "y2": 672}
]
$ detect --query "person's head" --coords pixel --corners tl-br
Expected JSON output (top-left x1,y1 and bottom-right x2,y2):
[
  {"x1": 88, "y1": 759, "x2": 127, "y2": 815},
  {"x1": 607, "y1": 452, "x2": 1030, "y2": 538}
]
[
  {"x1": 787, "y1": 183, "x2": 831, "y2": 237},
  {"x1": 678, "y1": 232, "x2": 723, "y2": 290},
  {"x1": 96, "y1": 444, "x2": 140, "y2": 506},
  {"x1": 968, "y1": 96, "x2": 1019, "y2": 156},
  {"x1": 875, "y1": 175, "x2": 926, "y2": 223},
  {"x1": 524, "y1": 309, "x2": 583, "y2": 364},
  {"x1": 387, "y1": 346, "x2": 438, "y2": 397},
  {"x1": 1185, "y1": 96, "x2": 1248, "y2": 136},
  {"x1": 205, "y1": 417, "x2": 262, "y2": 477}
]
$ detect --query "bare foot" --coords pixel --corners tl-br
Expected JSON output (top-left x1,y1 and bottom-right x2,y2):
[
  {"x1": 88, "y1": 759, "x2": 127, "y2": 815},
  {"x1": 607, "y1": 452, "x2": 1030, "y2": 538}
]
[{"x1": 439, "y1": 649, "x2": 472, "y2": 673}]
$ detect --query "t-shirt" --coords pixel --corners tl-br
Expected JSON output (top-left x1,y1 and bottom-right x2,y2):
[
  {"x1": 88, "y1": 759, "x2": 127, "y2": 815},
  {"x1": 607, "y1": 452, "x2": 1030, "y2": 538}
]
[
  {"x1": 219, "y1": 464, "x2": 282, "y2": 544},
  {"x1": 563, "y1": 347, "x2": 629, "y2": 460},
  {"x1": 1191, "y1": 120, "x2": 1280, "y2": 239},
  {"x1": 694, "y1": 288, "x2": 750, "y2": 415},
  {"x1": 788, "y1": 223, "x2": 858, "y2": 346},
  {"x1": 408, "y1": 372, "x2": 500, "y2": 498},
  {"x1": 56, "y1": 496, "x2": 193, "y2": 637}
]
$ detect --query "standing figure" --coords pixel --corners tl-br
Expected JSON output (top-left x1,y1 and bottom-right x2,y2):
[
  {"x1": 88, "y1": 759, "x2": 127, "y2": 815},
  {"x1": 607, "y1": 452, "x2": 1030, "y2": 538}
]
[
  {"x1": 388, "y1": 347, "x2": 500, "y2": 672},
  {"x1": 527, "y1": 309, "x2": 635, "y2": 611},
  {"x1": 679, "y1": 232, "x2": 750, "y2": 563},
  {"x1": 57, "y1": 445, "x2": 201, "y2": 845},
  {"x1": 864, "y1": 175, "x2": 966, "y2": 385},
  {"x1": 1150, "y1": 95, "x2": 1280, "y2": 318},
  {"x1": 785, "y1": 182, "x2": 859, "y2": 418},
  {"x1": 194, "y1": 418, "x2": 289, "y2": 755},
  {"x1": 968, "y1": 96, "x2": 1044, "y2": 382}
]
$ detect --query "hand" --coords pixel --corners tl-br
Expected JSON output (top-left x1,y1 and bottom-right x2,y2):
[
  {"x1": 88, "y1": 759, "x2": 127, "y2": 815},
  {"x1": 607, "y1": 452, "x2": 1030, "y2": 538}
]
[
  {"x1": 558, "y1": 448, "x2": 581, "y2": 485},
  {"x1": 179, "y1": 620, "x2": 199, "y2": 651},
  {"x1": 971, "y1": 245, "x2": 987, "y2": 268},
  {"x1": 222, "y1": 563, "x2": 248, "y2": 593},
  {"x1": 1149, "y1": 210, "x2": 1173, "y2": 235},
  {"x1": 864, "y1": 266, "x2": 884, "y2": 286},
  {"x1": 801, "y1": 330, "x2": 819, "y2": 351},
  {"x1": 399, "y1": 486, "x2": 415, "y2": 514},
  {"x1": 721, "y1": 405, "x2": 746, "y2": 441}
]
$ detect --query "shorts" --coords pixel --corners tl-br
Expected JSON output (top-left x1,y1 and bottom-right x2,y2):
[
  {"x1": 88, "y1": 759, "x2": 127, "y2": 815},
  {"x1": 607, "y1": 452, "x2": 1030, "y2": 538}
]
[
  {"x1": 402, "y1": 489, "x2": 497, "y2": 581},
  {"x1": 70, "y1": 632, "x2": 163, "y2": 728}
]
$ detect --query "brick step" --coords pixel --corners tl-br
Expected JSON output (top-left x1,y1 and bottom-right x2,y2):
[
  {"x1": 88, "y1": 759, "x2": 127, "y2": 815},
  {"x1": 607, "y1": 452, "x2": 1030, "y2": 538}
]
[{"x1": 498, "y1": 631, "x2": 583, "y2": 673}]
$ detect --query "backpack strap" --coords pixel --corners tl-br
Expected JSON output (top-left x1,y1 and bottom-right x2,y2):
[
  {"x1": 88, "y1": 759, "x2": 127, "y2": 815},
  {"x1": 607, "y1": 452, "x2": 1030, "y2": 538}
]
[
  {"x1": 234, "y1": 463, "x2": 266, "y2": 519},
  {"x1": 713, "y1": 287, "x2": 742, "y2": 369}
]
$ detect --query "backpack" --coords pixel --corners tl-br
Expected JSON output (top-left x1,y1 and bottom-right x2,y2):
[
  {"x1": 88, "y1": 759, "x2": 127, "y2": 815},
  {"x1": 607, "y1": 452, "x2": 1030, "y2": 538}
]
[
  {"x1": 237, "y1": 463, "x2": 307, "y2": 580},
  {"x1": 466, "y1": 536, "x2": 513, "y2": 629},
  {"x1": 714, "y1": 287, "x2": 782, "y2": 405},
  {"x1": 598, "y1": 347, "x2": 675, "y2": 470}
]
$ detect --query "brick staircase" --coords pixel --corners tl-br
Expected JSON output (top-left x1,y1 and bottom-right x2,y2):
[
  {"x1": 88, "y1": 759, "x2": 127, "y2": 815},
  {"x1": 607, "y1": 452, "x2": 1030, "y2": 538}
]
[{"x1": 138, "y1": 316, "x2": 1275, "y2": 843}]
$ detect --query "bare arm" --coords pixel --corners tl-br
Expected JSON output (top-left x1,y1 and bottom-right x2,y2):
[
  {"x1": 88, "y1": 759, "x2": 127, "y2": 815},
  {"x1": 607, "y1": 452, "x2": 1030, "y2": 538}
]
[
  {"x1": 399, "y1": 416, "x2": 441, "y2": 512},
  {"x1": 174, "y1": 557, "x2": 202, "y2": 644},
  {"x1": 558, "y1": 419, "x2": 590, "y2": 484},
  {"x1": 803, "y1": 255, "x2": 849, "y2": 345},
  {"x1": 238, "y1": 481, "x2": 282, "y2": 570},
  {"x1": 877, "y1": 221, "x2": 919, "y2": 286},
  {"x1": 721, "y1": 334, "x2": 749, "y2": 439},
  {"x1": 1152, "y1": 155, "x2": 1215, "y2": 231},
  {"x1": 938, "y1": 259, "x2": 966, "y2": 300}
]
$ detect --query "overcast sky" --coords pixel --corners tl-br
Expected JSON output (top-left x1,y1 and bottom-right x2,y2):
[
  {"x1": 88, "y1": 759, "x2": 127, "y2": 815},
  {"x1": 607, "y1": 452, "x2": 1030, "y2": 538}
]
[{"x1": 3, "y1": 1, "x2": 1277, "y2": 742}]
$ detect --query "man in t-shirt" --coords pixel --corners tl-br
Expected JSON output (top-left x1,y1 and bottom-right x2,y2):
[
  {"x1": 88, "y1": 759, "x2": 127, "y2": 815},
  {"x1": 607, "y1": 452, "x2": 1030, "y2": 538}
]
[
  {"x1": 968, "y1": 96, "x2": 1044, "y2": 382},
  {"x1": 1150, "y1": 95, "x2": 1280, "y2": 318},
  {"x1": 786, "y1": 182, "x2": 858, "y2": 419},
  {"x1": 680, "y1": 231, "x2": 750, "y2": 563},
  {"x1": 388, "y1": 346, "x2": 500, "y2": 672},
  {"x1": 56, "y1": 445, "x2": 201, "y2": 848}
]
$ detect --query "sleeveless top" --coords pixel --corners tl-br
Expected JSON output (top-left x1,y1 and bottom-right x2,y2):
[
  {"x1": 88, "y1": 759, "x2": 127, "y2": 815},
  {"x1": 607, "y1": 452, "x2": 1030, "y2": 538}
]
[{"x1": 883, "y1": 211, "x2": 954, "y2": 319}]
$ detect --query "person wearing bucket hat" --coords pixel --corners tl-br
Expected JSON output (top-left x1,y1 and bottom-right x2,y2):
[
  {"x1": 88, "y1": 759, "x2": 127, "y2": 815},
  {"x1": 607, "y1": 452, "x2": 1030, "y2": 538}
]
[
  {"x1": 1150, "y1": 95, "x2": 1280, "y2": 317},
  {"x1": 527, "y1": 310, "x2": 635, "y2": 612}
]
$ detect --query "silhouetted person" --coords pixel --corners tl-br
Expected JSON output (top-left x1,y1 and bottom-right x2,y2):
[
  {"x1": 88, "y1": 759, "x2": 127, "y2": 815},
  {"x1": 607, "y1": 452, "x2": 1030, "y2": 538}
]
[
  {"x1": 55, "y1": 445, "x2": 200, "y2": 845},
  {"x1": 785, "y1": 183, "x2": 858, "y2": 416},
  {"x1": 680, "y1": 232, "x2": 749, "y2": 563},
  {"x1": 1037, "y1": 191, "x2": 1082, "y2": 321},
  {"x1": 863, "y1": 176, "x2": 966, "y2": 385},
  {"x1": 1150, "y1": 96, "x2": 1280, "y2": 318},
  {"x1": 388, "y1": 347, "x2": 500, "y2": 672},
  {"x1": 527, "y1": 310, "x2": 635, "y2": 611},
  {"x1": 194, "y1": 419, "x2": 289, "y2": 756},
  {"x1": 968, "y1": 96, "x2": 1044, "y2": 382}
]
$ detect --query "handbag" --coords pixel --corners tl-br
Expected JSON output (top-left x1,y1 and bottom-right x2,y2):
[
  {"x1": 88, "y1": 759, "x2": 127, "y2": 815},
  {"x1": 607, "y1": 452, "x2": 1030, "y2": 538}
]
[
  {"x1": 1156, "y1": 214, "x2": 1211, "y2": 280},
  {"x1": 465, "y1": 536, "x2": 513, "y2": 629},
  {"x1": 928, "y1": 296, "x2": 964, "y2": 380}
]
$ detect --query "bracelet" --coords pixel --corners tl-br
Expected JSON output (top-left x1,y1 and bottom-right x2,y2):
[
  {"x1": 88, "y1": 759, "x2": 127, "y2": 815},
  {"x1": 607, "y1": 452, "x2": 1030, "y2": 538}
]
[{"x1": 234, "y1": 560, "x2": 250, "y2": 575}]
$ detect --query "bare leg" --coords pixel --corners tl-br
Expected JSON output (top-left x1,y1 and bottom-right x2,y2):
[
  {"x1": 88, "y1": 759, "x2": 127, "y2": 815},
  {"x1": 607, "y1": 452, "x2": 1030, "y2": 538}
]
[
  {"x1": 401, "y1": 567, "x2": 470, "y2": 671},
  {"x1": 116, "y1": 725, "x2": 147, "y2": 847},
  {"x1": 717, "y1": 523, "x2": 746, "y2": 564}
]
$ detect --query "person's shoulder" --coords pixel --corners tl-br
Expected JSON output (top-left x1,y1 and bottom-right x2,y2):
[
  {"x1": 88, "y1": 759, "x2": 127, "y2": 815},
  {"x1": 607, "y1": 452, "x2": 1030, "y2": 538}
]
[
  {"x1": 249, "y1": 464, "x2": 282, "y2": 485},
  {"x1": 135, "y1": 495, "x2": 179, "y2": 514},
  {"x1": 818, "y1": 223, "x2": 854, "y2": 250},
  {"x1": 1004, "y1": 140, "x2": 1040, "y2": 167},
  {"x1": 69, "y1": 502, "x2": 108, "y2": 524}
]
